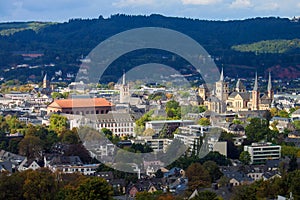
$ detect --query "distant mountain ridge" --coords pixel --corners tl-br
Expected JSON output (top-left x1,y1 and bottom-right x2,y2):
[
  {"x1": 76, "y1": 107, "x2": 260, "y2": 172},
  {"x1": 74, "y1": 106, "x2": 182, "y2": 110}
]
[{"x1": 1, "y1": 14, "x2": 300, "y2": 81}]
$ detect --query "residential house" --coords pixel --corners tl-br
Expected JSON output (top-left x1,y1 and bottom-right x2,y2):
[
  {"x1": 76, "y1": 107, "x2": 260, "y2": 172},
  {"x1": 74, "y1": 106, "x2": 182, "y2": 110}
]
[{"x1": 18, "y1": 158, "x2": 42, "y2": 171}]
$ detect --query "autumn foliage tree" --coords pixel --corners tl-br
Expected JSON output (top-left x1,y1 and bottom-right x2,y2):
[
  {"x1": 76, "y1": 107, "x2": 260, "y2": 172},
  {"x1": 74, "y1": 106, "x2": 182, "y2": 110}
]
[
  {"x1": 18, "y1": 135, "x2": 43, "y2": 159},
  {"x1": 186, "y1": 163, "x2": 211, "y2": 191}
]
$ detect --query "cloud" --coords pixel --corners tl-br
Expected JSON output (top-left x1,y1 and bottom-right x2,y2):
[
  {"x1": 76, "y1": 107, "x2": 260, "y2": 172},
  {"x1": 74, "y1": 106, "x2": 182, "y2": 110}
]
[
  {"x1": 255, "y1": 2, "x2": 279, "y2": 11},
  {"x1": 181, "y1": 0, "x2": 222, "y2": 6},
  {"x1": 230, "y1": 0, "x2": 252, "y2": 9},
  {"x1": 112, "y1": 0, "x2": 155, "y2": 7}
]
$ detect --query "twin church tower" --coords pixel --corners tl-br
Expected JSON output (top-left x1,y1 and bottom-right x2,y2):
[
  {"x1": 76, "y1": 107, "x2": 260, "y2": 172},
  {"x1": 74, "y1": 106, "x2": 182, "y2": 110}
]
[{"x1": 200, "y1": 68, "x2": 274, "y2": 113}]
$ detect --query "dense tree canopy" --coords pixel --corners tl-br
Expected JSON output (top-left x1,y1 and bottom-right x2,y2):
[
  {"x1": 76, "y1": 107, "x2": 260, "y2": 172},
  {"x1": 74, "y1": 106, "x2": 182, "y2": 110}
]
[{"x1": 0, "y1": 169, "x2": 113, "y2": 200}]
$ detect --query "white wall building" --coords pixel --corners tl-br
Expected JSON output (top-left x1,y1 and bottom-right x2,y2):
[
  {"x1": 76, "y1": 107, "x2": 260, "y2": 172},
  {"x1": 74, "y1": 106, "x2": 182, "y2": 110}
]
[
  {"x1": 68, "y1": 112, "x2": 135, "y2": 137},
  {"x1": 244, "y1": 142, "x2": 281, "y2": 165}
]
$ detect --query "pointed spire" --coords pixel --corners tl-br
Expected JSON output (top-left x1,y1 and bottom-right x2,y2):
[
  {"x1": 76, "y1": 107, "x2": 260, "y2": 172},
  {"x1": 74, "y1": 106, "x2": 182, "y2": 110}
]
[
  {"x1": 43, "y1": 73, "x2": 47, "y2": 81},
  {"x1": 219, "y1": 67, "x2": 224, "y2": 82},
  {"x1": 236, "y1": 79, "x2": 246, "y2": 92},
  {"x1": 122, "y1": 69, "x2": 126, "y2": 85},
  {"x1": 253, "y1": 72, "x2": 258, "y2": 91},
  {"x1": 267, "y1": 71, "x2": 272, "y2": 91}
]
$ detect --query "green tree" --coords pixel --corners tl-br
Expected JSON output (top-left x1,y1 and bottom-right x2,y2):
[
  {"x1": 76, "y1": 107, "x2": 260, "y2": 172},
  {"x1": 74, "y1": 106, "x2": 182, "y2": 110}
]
[
  {"x1": 49, "y1": 114, "x2": 68, "y2": 133},
  {"x1": 143, "y1": 128, "x2": 155, "y2": 136},
  {"x1": 245, "y1": 118, "x2": 270, "y2": 142},
  {"x1": 232, "y1": 119, "x2": 243, "y2": 124},
  {"x1": 198, "y1": 118, "x2": 211, "y2": 126},
  {"x1": 203, "y1": 161, "x2": 223, "y2": 182},
  {"x1": 288, "y1": 155, "x2": 298, "y2": 172},
  {"x1": 51, "y1": 92, "x2": 64, "y2": 99},
  {"x1": 0, "y1": 171, "x2": 26, "y2": 199},
  {"x1": 23, "y1": 168, "x2": 57, "y2": 200},
  {"x1": 71, "y1": 177, "x2": 113, "y2": 200},
  {"x1": 186, "y1": 163, "x2": 211, "y2": 191},
  {"x1": 281, "y1": 145, "x2": 300, "y2": 157},
  {"x1": 239, "y1": 151, "x2": 251, "y2": 165},
  {"x1": 61, "y1": 129, "x2": 80, "y2": 144},
  {"x1": 278, "y1": 110, "x2": 289, "y2": 118},
  {"x1": 200, "y1": 151, "x2": 232, "y2": 166},
  {"x1": 191, "y1": 190, "x2": 218, "y2": 200},
  {"x1": 136, "y1": 191, "x2": 163, "y2": 200},
  {"x1": 232, "y1": 184, "x2": 257, "y2": 200},
  {"x1": 18, "y1": 135, "x2": 43, "y2": 159},
  {"x1": 293, "y1": 120, "x2": 300, "y2": 130},
  {"x1": 166, "y1": 100, "x2": 181, "y2": 119},
  {"x1": 270, "y1": 108, "x2": 279, "y2": 117}
]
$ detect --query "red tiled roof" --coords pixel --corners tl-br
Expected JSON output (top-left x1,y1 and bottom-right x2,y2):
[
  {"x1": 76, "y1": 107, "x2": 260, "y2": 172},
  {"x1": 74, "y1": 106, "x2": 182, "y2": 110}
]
[{"x1": 48, "y1": 98, "x2": 113, "y2": 108}]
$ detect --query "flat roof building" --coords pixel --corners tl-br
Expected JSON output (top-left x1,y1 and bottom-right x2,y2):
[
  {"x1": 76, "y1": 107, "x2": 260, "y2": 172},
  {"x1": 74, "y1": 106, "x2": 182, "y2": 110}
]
[{"x1": 244, "y1": 142, "x2": 281, "y2": 165}]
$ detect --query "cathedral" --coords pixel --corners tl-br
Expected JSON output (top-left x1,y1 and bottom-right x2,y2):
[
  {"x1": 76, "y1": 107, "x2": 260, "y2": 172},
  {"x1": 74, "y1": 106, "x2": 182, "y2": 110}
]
[{"x1": 199, "y1": 69, "x2": 274, "y2": 113}]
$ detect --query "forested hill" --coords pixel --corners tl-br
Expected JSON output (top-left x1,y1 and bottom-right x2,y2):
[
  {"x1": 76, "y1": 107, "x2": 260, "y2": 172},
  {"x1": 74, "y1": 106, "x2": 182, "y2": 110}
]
[{"x1": 1, "y1": 14, "x2": 300, "y2": 80}]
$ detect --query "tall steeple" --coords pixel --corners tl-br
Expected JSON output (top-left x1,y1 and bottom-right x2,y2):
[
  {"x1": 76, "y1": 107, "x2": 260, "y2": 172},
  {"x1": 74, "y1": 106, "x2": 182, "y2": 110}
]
[
  {"x1": 43, "y1": 73, "x2": 49, "y2": 89},
  {"x1": 267, "y1": 72, "x2": 272, "y2": 91},
  {"x1": 236, "y1": 79, "x2": 246, "y2": 93},
  {"x1": 267, "y1": 72, "x2": 274, "y2": 100},
  {"x1": 252, "y1": 72, "x2": 259, "y2": 110},
  {"x1": 219, "y1": 67, "x2": 224, "y2": 82},
  {"x1": 120, "y1": 70, "x2": 129, "y2": 103},
  {"x1": 215, "y1": 67, "x2": 228, "y2": 113},
  {"x1": 253, "y1": 72, "x2": 258, "y2": 91},
  {"x1": 122, "y1": 69, "x2": 126, "y2": 86}
]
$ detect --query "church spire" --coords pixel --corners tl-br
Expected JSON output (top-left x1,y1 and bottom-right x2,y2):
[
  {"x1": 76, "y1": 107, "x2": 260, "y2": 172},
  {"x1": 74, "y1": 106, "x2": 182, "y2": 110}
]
[
  {"x1": 252, "y1": 72, "x2": 259, "y2": 110},
  {"x1": 267, "y1": 71, "x2": 274, "y2": 100},
  {"x1": 219, "y1": 67, "x2": 224, "y2": 82},
  {"x1": 253, "y1": 72, "x2": 258, "y2": 91},
  {"x1": 43, "y1": 73, "x2": 49, "y2": 89},
  {"x1": 122, "y1": 69, "x2": 126, "y2": 85},
  {"x1": 267, "y1": 72, "x2": 272, "y2": 91}
]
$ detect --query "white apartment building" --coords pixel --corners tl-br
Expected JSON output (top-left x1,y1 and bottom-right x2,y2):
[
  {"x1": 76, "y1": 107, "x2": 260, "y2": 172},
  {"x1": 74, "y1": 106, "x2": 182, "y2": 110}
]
[
  {"x1": 68, "y1": 112, "x2": 135, "y2": 137},
  {"x1": 174, "y1": 132, "x2": 227, "y2": 157},
  {"x1": 244, "y1": 142, "x2": 281, "y2": 165},
  {"x1": 135, "y1": 136, "x2": 172, "y2": 153},
  {"x1": 179, "y1": 125, "x2": 210, "y2": 136}
]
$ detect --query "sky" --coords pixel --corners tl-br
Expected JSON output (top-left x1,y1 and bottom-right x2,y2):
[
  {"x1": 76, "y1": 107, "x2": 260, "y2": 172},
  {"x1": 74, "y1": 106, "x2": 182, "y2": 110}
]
[{"x1": 0, "y1": 0, "x2": 300, "y2": 22}]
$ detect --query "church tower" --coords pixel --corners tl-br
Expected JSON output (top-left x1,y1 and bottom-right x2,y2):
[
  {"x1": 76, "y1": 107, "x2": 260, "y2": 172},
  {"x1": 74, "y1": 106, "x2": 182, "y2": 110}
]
[
  {"x1": 198, "y1": 84, "x2": 208, "y2": 101},
  {"x1": 43, "y1": 73, "x2": 49, "y2": 89},
  {"x1": 267, "y1": 72, "x2": 274, "y2": 100},
  {"x1": 215, "y1": 68, "x2": 229, "y2": 101},
  {"x1": 236, "y1": 79, "x2": 246, "y2": 93},
  {"x1": 251, "y1": 73, "x2": 259, "y2": 110},
  {"x1": 120, "y1": 70, "x2": 130, "y2": 103}
]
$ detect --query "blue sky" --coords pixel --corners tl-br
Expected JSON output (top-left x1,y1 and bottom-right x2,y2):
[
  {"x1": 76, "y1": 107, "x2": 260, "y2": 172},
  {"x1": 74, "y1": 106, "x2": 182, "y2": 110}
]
[{"x1": 1, "y1": 0, "x2": 300, "y2": 22}]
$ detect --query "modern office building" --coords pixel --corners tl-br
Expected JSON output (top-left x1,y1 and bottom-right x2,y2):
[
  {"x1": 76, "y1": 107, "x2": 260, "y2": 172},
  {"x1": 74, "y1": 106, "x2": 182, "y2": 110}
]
[{"x1": 244, "y1": 142, "x2": 281, "y2": 165}]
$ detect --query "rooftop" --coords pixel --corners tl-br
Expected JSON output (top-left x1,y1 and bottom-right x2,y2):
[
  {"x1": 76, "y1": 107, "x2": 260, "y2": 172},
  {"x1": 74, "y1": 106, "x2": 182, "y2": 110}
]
[{"x1": 48, "y1": 98, "x2": 113, "y2": 108}]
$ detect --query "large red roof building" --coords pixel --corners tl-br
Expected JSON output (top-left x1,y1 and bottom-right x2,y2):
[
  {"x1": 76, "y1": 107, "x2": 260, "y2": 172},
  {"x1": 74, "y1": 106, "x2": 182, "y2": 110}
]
[{"x1": 47, "y1": 98, "x2": 114, "y2": 115}]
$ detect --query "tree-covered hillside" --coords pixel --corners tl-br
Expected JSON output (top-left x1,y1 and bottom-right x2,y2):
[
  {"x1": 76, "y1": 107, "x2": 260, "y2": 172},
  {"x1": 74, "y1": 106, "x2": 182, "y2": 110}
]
[
  {"x1": 1, "y1": 14, "x2": 300, "y2": 80},
  {"x1": 232, "y1": 39, "x2": 300, "y2": 54}
]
